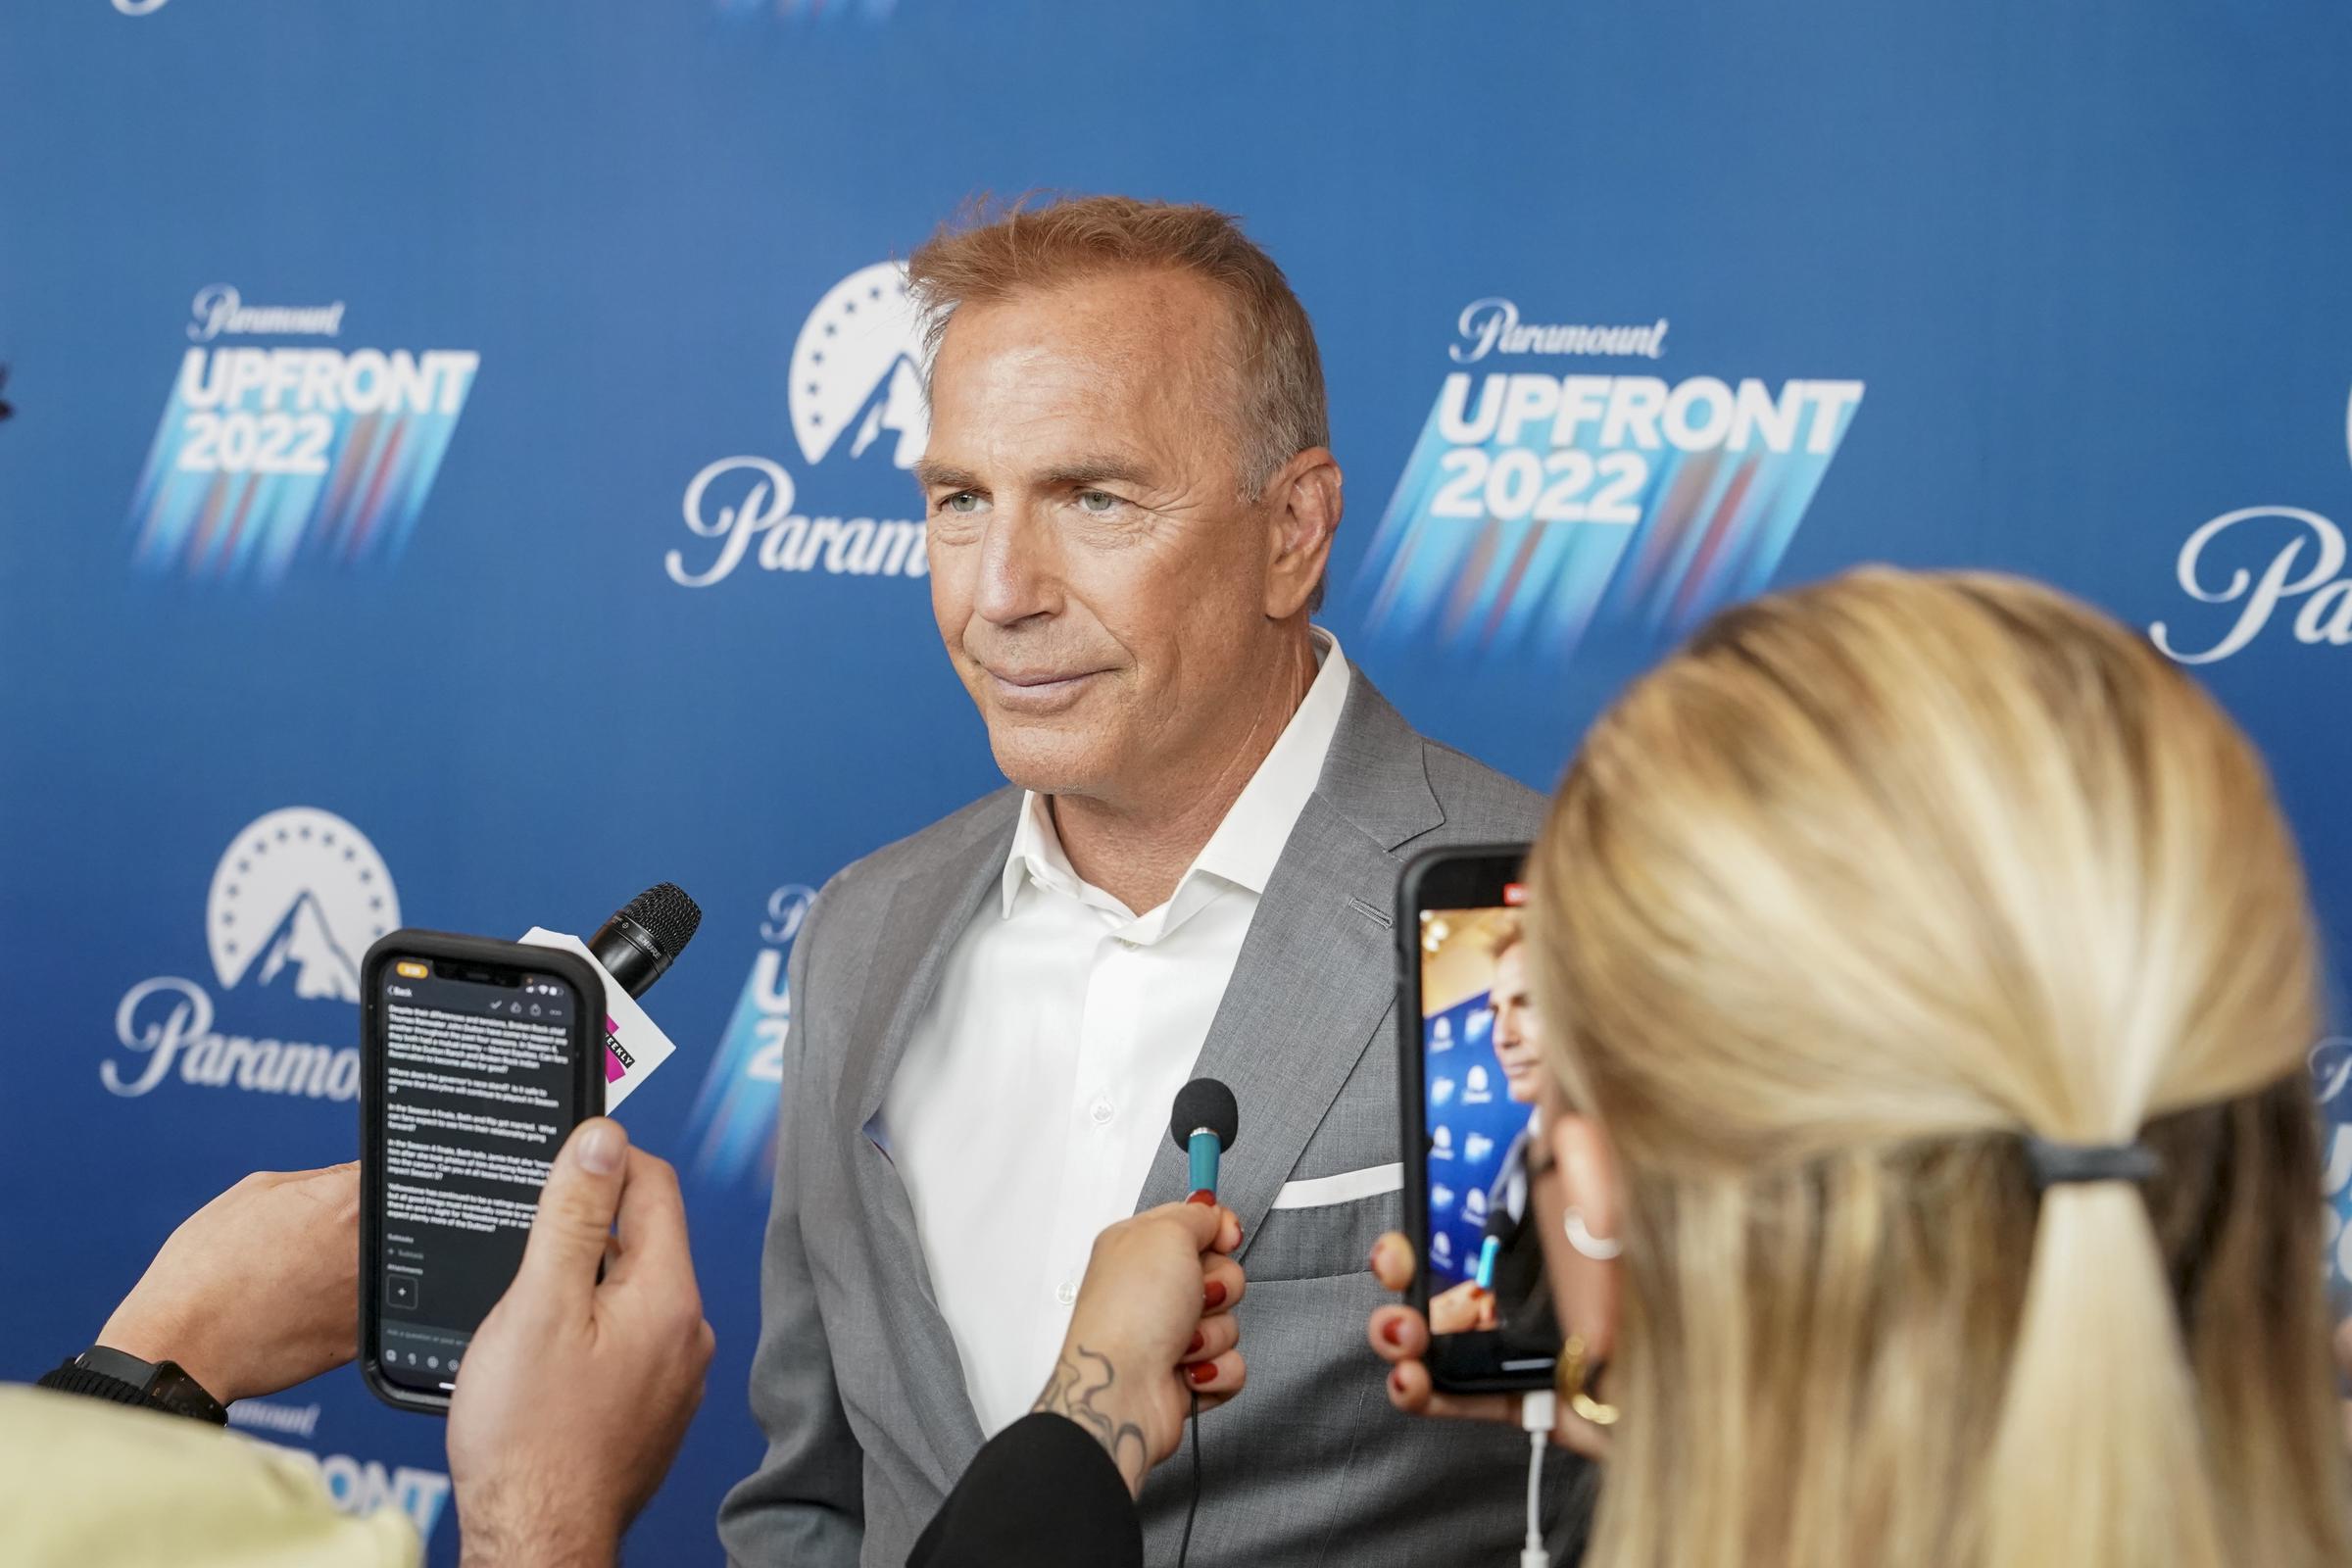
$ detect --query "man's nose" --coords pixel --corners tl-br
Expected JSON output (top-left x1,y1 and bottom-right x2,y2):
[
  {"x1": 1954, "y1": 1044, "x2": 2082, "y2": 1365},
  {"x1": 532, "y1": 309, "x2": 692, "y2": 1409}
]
[{"x1": 972, "y1": 501, "x2": 1062, "y2": 626}]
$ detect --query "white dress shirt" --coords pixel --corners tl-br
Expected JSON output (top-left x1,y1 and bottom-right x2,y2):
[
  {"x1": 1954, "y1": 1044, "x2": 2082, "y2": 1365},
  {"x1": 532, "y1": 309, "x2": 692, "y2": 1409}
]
[{"x1": 877, "y1": 631, "x2": 1352, "y2": 1436}]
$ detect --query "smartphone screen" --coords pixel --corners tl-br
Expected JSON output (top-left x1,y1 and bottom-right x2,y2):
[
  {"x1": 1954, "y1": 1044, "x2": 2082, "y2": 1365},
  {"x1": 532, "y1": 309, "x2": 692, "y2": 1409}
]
[
  {"x1": 368, "y1": 949, "x2": 593, "y2": 1399},
  {"x1": 1401, "y1": 847, "x2": 1557, "y2": 1390}
]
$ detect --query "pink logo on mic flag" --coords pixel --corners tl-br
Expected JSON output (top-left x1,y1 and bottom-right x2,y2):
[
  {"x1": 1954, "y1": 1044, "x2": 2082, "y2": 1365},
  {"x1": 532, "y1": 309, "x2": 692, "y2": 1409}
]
[{"x1": 516, "y1": 930, "x2": 671, "y2": 1110}]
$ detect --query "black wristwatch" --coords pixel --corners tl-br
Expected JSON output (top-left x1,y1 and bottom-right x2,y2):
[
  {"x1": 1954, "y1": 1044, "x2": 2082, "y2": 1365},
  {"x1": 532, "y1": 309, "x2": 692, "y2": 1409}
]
[{"x1": 37, "y1": 1345, "x2": 231, "y2": 1426}]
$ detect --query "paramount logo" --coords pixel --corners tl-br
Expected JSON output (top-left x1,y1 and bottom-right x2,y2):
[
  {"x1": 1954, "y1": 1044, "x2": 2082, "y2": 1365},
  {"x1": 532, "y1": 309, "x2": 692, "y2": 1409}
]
[
  {"x1": 667, "y1": 261, "x2": 930, "y2": 589},
  {"x1": 103, "y1": 808, "x2": 397, "y2": 1103},
  {"x1": 1450, "y1": 299, "x2": 1670, "y2": 364},
  {"x1": 107, "y1": 977, "x2": 360, "y2": 1101},
  {"x1": 187, "y1": 285, "x2": 348, "y2": 343}
]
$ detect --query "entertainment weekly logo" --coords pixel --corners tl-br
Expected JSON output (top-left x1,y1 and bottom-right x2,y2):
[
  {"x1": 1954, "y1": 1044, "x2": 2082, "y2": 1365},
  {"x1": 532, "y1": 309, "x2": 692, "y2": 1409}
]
[
  {"x1": 1352, "y1": 298, "x2": 1863, "y2": 659},
  {"x1": 2148, "y1": 391, "x2": 2352, "y2": 662},
  {"x1": 127, "y1": 286, "x2": 479, "y2": 586},
  {"x1": 683, "y1": 883, "x2": 816, "y2": 1190},
  {"x1": 668, "y1": 263, "x2": 929, "y2": 589},
  {"x1": 104, "y1": 808, "x2": 400, "y2": 1102}
]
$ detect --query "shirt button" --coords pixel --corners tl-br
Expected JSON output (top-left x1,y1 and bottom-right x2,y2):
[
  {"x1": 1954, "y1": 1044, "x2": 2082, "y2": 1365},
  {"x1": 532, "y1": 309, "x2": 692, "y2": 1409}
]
[
  {"x1": 1055, "y1": 1281, "x2": 1077, "y2": 1307},
  {"x1": 1089, "y1": 1098, "x2": 1114, "y2": 1126}
]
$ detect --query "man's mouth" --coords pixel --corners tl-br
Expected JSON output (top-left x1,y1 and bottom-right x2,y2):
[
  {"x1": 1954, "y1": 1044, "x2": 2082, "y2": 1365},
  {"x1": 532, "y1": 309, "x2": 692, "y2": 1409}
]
[{"x1": 980, "y1": 665, "x2": 1104, "y2": 711}]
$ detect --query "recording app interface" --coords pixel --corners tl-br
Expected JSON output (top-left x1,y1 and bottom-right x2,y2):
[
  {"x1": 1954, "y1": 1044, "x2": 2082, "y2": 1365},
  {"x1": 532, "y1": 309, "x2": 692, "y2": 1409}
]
[
  {"x1": 1419, "y1": 893, "x2": 1557, "y2": 1366},
  {"x1": 377, "y1": 959, "x2": 580, "y2": 1393}
]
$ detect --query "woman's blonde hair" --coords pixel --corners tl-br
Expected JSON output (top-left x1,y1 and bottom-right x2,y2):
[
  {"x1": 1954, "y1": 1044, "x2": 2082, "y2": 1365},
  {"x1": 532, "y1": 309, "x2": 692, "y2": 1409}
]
[{"x1": 1529, "y1": 567, "x2": 2350, "y2": 1568}]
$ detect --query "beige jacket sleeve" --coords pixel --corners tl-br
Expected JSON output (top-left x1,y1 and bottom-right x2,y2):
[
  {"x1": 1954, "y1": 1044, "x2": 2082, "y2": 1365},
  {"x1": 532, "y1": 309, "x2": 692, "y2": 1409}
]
[{"x1": 0, "y1": 1387, "x2": 420, "y2": 1568}]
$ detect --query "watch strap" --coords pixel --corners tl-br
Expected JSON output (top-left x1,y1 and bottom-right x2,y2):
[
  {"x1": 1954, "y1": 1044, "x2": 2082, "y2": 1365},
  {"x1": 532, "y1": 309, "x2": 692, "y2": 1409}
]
[{"x1": 38, "y1": 1347, "x2": 229, "y2": 1426}]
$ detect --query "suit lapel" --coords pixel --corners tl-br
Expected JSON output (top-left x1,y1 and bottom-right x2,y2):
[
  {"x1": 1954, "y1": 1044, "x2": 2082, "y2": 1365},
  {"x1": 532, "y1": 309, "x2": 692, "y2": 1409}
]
[
  {"x1": 833, "y1": 798, "x2": 1016, "y2": 1490},
  {"x1": 1134, "y1": 674, "x2": 1445, "y2": 1248},
  {"x1": 837, "y1": 808, "x2": 1013, "y2": 1132}
]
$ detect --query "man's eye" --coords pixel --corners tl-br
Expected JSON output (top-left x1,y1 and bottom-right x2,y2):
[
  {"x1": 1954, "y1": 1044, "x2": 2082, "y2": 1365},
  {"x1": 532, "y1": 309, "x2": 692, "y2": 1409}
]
[
  {"x1": 1075, "y1": 490, "x2": 1120, "y2": 514},
  {"x1": 940, "y1": 492, "x2": 983, "y2": 514}
]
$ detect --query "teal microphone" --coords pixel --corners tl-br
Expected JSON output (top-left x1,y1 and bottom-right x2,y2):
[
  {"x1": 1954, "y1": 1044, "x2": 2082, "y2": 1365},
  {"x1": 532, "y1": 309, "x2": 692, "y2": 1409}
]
[
  {"x1": 1475, "y1": 1234, "x2": 1500, "y2": 1291},
  {"x1": 1169, "y1": 1078, "x2": 1241, "y2": 1204}
]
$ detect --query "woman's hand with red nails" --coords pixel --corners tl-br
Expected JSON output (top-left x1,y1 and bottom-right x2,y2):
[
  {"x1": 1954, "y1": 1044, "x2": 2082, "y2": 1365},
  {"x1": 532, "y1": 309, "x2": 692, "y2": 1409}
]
[
  {"x1": 1031, "y1": 1200, "x2": 1248, "y2": 1498},
  {"x1": 1366, "y1": 1231, "x2": 1607, "y2": 1458}
]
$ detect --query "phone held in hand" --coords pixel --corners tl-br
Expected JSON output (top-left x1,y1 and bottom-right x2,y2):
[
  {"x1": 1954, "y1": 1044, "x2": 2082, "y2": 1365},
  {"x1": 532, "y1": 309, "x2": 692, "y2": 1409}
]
[
  {"x1": 1396, "y1": 845, "x2": 1559, "y2": 1394},
  {"x1": 360, "y1": 930, "x2": 607, "y2": 1415}
]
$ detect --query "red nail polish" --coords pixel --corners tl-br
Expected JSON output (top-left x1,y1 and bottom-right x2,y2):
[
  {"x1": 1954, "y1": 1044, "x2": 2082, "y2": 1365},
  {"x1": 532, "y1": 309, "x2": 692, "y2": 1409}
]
[
  {"x1": 1203, "y1": 1280, "x2": 1228, "y2": 1309},
  {"x1": 1186, "y1": 1189, "x2": 1216, "y2": 1205},
  {"x1": 1381, "y1": 1318, "x2": 1402, "y2": 1347},
  {"x1": 1189, "y1": 1360, "x2": 1219, "y2": 1386},
  {"x1": 1187, "y1": 1330, "x2": 1205, "y2": 1355},
  {"x1": 1389, "y1": 1368, "x2": 1405, "y2": 1395}
]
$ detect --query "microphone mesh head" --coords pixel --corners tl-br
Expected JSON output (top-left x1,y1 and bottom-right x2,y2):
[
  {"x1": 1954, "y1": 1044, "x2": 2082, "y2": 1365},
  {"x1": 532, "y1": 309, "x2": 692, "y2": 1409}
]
[
  {"x1": 1169, "y1": 1077, "x2": 1240, "y2": 1153},
  {"x1": 621, "y1": 882, "x2": 703, "y2": 957}
]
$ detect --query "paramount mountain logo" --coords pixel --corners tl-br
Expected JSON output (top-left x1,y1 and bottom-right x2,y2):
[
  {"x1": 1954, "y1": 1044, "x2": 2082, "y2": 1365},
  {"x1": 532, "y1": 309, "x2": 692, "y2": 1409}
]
[
  {"x1": 205, "y1": 806, "x2": 392, "y2": 1003},
  {"x1": 106, "y1": 807, "x2": 400, "y2": 1101},
  {"x1": 668, "y1": 262, "x2": 931, "y2": 588},
  {"x1": 791, "y1": 266, "x2": 927, "y2": 470},
  {"x1": 235, "y1": 892, "x2": 356, "y2": 1001}
]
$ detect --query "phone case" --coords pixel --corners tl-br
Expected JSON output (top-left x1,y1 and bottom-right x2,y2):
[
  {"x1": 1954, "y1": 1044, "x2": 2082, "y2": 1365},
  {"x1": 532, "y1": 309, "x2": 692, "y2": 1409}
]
[
  {"x1": 358, "y1": 929, "x2": 608, "y2": 1416},
  {"x1": 1394, "y1": 843, "x2": 1554, "y2": 1395}
]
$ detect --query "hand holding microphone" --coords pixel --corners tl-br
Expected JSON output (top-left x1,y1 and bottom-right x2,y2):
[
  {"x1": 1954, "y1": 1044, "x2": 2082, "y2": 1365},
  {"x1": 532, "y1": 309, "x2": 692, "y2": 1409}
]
[
  {"x1": 1036, "y1": 1200, "x2": 1246, "y2": 1499},
  {"x1": 1029, "y1": 1078, "x2": 1249, "y2": 1500}
]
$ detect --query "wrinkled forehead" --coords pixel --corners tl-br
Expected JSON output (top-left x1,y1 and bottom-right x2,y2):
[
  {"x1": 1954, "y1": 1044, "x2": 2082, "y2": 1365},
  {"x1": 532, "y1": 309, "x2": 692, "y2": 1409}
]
[{"x1": 925, "y1": 270, "x2": 1250, "y2": 460}]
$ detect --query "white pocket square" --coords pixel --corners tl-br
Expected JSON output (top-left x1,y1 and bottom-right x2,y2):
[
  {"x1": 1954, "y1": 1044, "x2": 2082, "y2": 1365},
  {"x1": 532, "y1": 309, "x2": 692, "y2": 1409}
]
[{"x1": 1270, "y1": 1162, "x2": 1404, "y2": 1209}]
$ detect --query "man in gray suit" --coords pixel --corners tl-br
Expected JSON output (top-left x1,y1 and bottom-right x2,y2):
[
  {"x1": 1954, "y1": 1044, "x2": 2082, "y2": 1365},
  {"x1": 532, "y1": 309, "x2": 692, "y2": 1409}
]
[{"x1": 718, "y1": 195, "x2": 1578, "y2": 1567}]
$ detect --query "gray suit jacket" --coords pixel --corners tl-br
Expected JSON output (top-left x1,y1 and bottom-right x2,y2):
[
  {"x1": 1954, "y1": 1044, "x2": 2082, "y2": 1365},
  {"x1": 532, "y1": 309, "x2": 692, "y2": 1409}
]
[{"x1": 717, "y1": 670, "x2": 1587, "y2": 1567}]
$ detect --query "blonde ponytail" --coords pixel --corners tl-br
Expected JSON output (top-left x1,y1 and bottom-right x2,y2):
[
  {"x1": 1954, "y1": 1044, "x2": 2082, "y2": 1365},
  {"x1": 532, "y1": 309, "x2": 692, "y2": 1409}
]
[
  {"x1": 1528, "y1": 567, "x2": 2352, "y2": 1568},
  {"x1": 1983, "y1": 1184, "x2": 2227, "y2": 1568}
]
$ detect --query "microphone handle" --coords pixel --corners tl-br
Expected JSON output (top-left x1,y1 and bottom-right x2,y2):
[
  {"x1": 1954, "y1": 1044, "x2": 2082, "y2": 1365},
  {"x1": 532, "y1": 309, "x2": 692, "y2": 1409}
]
[
  {"x1": 1186, "y1": 1128, "x2": 1222, "y2": 1202},
  {"x1": 588, "y1": 911, "x2": 671, "y2": 1000}
]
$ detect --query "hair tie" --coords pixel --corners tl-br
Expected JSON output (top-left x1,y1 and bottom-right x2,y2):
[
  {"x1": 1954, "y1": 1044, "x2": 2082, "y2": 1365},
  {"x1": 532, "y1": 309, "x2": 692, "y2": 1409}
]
[{"x1": 2023, "y1": 1136, "x2": 2160, "y2": 1190}]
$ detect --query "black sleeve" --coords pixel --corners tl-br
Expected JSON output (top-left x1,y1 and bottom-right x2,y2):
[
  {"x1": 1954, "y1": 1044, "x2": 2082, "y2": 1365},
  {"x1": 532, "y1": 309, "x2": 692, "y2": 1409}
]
[{"x1": 906, "y1": 1412, "x2": 1143, "y2": 1568}]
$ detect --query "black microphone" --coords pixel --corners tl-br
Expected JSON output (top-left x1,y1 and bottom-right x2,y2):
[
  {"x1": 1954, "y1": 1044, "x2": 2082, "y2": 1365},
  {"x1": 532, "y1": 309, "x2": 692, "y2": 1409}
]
[
  {"x1": 1169, "y1": 1077, "x2": 1241, "y2": 1201},
  {"x1": 587, "y1": 882, "x2": 703, "y2": 999}
]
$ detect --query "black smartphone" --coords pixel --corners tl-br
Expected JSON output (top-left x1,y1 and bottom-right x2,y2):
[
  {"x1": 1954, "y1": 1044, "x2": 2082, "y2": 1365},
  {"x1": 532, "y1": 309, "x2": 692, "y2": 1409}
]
[
  {"x1": 359, "y1": 930, "x2": 607, "y2": 1414},
  {"x1": 1396, "y1": 844, "x2": 1559, "y2": 1394}
]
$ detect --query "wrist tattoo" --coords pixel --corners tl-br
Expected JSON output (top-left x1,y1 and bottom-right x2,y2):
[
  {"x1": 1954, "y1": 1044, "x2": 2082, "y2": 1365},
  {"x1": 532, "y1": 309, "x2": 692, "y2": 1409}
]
[{"x1": 1032, "y1": 1344, "x2": 1150, "y2": 1485}]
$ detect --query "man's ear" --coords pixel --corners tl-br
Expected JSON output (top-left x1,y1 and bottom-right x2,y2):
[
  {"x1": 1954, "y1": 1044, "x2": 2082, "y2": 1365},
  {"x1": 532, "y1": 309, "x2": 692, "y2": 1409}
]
[
  {"x1": 1544, "y1": 1110, "x2": 1623, "y2": 1362},
  {"x1": 1262, "y1": 448, "x2": 1343, "y2": 619}
]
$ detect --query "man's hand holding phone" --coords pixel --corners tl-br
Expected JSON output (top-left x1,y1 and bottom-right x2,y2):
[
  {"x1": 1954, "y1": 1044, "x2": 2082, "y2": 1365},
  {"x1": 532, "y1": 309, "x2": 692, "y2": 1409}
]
[
  {"x1": 448, "y1": 1118, "x2": 714, "y2": 1568},
  {"x1": 98, "y1": 1162, "x2": 362, "y2": 1405}
]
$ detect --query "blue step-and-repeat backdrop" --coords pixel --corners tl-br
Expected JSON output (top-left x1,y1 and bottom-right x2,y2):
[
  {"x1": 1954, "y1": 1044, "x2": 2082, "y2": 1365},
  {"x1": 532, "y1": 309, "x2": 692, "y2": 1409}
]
[{"x1": 4, "y1": 3, "x2": 2350, "y2": 1561}]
